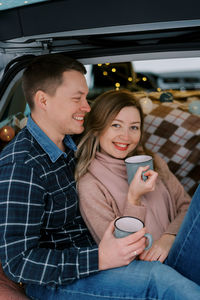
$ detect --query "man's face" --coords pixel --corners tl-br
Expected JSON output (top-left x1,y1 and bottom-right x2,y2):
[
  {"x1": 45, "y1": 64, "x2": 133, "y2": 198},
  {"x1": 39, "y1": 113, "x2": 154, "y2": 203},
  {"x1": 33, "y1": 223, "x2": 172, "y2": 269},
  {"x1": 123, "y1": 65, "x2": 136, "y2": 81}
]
[{"x1": 45, "y1": 70, "x2": 91, "y2": 137}]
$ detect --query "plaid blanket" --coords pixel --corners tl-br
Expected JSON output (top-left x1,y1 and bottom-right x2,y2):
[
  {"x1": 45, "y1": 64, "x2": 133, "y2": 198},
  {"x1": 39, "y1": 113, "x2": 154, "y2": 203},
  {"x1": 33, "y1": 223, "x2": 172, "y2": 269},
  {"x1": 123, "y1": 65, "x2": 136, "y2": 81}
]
[{"x1": 143, "y1": 102, "x2": 200, "y2": 196}]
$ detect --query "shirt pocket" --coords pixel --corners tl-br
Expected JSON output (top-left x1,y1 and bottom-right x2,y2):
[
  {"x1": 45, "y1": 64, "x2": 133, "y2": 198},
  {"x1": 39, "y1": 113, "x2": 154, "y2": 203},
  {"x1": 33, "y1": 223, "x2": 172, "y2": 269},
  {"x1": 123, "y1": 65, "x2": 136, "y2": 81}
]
[{"x1": 46, "y1": 186, "x2": 78, "y2": 229}]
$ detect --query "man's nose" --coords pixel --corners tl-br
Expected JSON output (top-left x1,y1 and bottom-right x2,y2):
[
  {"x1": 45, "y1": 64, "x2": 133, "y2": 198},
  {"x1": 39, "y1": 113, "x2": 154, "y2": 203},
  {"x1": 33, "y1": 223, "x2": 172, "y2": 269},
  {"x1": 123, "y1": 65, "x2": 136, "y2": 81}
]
[{"x1": 81, "y1": 98, "x2": 91, "y2": 112}]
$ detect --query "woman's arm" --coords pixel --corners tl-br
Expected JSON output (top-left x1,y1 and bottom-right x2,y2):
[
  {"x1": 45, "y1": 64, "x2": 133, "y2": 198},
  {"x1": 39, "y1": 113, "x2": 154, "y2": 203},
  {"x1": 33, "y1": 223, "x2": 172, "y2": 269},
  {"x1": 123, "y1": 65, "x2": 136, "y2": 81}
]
[
  {"x1": 154, "y1": 154, "x2": 191, "y2": 235},
  {"x1": 78, "y1": 173, "x2": 148, "y2": 244},
  {"x1": 78, "y1": 174, "x2": 121, "y2": 244},
  {"x1": 139, "y1": 154, "x2": 191, "y2": 263}
]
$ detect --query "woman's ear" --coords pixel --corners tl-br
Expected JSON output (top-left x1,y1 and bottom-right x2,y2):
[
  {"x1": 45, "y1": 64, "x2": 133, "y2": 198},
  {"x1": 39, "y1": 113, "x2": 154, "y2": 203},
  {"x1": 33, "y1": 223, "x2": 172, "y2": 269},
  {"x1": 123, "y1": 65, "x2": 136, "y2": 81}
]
[{"x1": 34, "y1": 90, "x2": 48, "y2": 111}]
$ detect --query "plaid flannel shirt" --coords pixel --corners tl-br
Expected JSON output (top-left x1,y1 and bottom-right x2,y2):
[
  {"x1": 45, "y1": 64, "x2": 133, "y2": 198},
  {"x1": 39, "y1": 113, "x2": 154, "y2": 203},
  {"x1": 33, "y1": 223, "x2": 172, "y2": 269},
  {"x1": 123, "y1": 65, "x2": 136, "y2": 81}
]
[{"x1": 0, "y1": 116, "x2": 98, "y2": 286}]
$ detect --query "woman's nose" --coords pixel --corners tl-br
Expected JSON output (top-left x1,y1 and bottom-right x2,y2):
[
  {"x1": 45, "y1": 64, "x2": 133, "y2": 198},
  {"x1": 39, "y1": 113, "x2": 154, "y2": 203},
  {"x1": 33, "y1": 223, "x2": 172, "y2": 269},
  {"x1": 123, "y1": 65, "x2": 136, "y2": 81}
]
[{"x1": 120, "y1": 128, "x2": 130, "y2": 140}]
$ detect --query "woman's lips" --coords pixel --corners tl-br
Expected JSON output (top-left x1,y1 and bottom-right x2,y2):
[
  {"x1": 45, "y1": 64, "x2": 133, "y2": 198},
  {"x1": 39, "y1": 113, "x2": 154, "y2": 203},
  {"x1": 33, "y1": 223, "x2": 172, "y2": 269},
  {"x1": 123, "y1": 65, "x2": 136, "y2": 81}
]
[{"x1": 113, "y1": 142, "x2": 129, "y2": 151}]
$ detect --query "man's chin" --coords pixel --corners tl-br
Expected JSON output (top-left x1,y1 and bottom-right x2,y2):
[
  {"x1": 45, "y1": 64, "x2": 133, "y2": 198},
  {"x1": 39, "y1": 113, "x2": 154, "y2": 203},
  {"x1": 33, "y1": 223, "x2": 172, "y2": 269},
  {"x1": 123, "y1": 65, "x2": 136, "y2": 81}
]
[
  {"x1": 74, "y1": 126, "x2": 84, "y2": 135},
  {"x1": 65, "y1": 126, "x2": 84, "y2": 136}
]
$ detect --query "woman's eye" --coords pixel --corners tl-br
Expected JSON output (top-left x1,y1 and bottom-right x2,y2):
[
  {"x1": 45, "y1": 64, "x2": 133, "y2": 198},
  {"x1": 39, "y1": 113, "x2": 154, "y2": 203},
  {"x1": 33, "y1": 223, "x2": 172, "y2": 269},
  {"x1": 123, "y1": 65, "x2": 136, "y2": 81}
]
[
  {"x1": 111, "y1": 123, "x2": 120, "y2": 128},
  {"x1": 131, "y1": 125, "x2": 139, "y2": 130}
]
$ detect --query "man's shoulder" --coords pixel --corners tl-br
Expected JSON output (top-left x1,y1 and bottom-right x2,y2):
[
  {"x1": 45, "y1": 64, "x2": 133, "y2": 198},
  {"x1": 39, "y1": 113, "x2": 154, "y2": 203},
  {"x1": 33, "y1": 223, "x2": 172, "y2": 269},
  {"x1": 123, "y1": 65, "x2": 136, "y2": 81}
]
[{"x1": 0, "y1": 128, "x2": 42, "y2": 167}]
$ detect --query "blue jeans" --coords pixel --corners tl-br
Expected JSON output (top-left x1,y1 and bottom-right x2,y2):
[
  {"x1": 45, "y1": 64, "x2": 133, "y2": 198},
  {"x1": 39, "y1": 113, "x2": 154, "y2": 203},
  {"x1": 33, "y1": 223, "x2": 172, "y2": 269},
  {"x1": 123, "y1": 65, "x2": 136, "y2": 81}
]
[
  {"x1": 26, "y1": 261, "x2": 200, "y2": 300},
  {"x1": 26, "y1": 185, "x2": 200, "y2": 300},
  {"x1": 166, "y1": 184, "x2": 200, "y2": 284}
]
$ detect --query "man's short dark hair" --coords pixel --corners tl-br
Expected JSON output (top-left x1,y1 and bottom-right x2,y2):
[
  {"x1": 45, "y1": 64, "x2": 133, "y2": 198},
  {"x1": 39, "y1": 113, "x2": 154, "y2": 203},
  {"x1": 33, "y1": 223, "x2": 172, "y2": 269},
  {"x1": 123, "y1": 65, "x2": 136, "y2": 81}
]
[{"x1": 22, "y1": 53, "x2": 86, "y2": 110}]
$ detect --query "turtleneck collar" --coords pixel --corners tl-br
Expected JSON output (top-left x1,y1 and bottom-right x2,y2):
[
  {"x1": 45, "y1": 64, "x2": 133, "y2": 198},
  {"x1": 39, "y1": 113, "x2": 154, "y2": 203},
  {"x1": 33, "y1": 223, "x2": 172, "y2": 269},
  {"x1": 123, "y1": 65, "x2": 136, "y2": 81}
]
[{"x1": 94, "y1": 151, "x2": 128, "y2": 180}]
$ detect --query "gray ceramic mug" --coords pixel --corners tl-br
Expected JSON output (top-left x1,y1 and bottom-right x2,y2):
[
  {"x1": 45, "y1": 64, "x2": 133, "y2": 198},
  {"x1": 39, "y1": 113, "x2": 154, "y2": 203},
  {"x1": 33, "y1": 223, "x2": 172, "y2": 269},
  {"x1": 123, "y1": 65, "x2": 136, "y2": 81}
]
[
  {"x1": 114, "y1": 216, "x2": 153, "y2": 250},
  {"x1": 125, "y1": 155, "x2": 154, "y2": 184}
]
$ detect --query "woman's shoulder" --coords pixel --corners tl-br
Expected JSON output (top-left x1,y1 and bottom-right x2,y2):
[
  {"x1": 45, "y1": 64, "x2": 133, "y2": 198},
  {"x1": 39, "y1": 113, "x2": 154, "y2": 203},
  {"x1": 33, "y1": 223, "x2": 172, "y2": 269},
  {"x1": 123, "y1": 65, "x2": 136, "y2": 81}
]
[
  {"x1": 152, "y1": 153, "x2": 171, "y2": 182},
  {"x1": 78, "y1": 171, "x2": 105, "y2": 190},
  {"x1": 153, "y1": 153, "x2": 169, "y2": 169},
  {"x1": 78, "y1": 171, "x2": 95, "y2": 186}
]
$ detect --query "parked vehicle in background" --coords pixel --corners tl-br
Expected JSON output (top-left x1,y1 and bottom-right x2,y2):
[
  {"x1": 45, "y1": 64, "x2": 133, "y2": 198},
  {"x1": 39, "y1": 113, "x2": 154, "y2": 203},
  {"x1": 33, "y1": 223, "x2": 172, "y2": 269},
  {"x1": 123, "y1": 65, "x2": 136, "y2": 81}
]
[{"x1": 0, "y1": 0, "x2": 199, "y2": 195}]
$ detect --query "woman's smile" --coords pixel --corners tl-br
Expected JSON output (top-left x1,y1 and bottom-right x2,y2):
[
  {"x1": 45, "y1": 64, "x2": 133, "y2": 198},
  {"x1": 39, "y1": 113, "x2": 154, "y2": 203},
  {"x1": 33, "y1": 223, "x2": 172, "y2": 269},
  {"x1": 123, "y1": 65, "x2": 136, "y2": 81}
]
[{"x1": 113, "y1": 142, "x2": 129, "y2": 151}]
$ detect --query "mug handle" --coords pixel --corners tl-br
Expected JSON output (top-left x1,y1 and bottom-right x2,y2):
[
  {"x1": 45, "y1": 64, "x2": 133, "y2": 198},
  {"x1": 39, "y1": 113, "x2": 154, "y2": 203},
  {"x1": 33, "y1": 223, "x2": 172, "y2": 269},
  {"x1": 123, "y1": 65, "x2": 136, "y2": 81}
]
[{"x1": 144, "y1": 233, "x2": 153, "y2": 250}]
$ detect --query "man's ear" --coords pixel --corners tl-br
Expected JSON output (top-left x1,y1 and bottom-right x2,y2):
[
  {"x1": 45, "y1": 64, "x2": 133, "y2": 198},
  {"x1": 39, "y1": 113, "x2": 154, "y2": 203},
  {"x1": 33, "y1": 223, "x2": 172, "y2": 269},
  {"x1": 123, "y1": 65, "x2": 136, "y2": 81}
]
[{"x1": 35, "y1": 90, "x2": 48, "y2": 110}]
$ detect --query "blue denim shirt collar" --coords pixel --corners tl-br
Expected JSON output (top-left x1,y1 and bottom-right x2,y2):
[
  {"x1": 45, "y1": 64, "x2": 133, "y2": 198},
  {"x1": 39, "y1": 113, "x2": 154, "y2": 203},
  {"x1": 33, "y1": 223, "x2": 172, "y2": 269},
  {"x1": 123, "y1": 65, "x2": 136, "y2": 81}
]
[{"x1": 27, "y1": 116, "x2": 77, "y2": 163}]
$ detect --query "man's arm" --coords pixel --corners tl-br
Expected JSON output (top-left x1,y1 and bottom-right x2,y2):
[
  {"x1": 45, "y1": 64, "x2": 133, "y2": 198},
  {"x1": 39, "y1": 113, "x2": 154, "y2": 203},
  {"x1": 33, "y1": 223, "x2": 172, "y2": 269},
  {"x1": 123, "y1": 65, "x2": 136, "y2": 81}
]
[{"x1": 0, "y1": 163, "x2": 98, "y2": 286}]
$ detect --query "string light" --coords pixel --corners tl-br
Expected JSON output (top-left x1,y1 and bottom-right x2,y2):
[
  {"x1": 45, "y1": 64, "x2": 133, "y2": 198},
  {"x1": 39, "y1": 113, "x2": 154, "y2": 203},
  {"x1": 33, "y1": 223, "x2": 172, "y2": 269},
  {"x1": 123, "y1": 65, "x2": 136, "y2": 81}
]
[{"x1": 96, "y1": 62, "x2": 152, "y2": 91}]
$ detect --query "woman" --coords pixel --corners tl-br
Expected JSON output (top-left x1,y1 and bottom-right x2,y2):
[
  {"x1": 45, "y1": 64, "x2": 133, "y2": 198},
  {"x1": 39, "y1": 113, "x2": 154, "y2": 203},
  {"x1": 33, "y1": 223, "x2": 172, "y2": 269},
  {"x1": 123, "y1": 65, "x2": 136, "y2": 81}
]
[{"x1": 76, "y1": 89, "x2": 200, "y2": 284}]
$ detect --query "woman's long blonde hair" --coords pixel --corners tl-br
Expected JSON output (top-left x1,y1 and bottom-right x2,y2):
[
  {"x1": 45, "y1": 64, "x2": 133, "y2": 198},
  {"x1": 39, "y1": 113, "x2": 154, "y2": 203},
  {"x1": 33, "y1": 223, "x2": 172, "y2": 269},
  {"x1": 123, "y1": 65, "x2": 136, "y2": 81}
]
[{"x1": 75, "y1": 89, "x2": 146, "y2": 181}]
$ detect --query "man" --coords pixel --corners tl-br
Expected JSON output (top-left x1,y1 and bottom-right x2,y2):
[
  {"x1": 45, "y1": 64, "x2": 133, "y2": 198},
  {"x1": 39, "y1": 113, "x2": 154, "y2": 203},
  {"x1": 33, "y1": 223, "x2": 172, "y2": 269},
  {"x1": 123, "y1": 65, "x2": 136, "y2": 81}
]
[{"x1": 0, "y1": 54, "x2": 200, "y2": 300}]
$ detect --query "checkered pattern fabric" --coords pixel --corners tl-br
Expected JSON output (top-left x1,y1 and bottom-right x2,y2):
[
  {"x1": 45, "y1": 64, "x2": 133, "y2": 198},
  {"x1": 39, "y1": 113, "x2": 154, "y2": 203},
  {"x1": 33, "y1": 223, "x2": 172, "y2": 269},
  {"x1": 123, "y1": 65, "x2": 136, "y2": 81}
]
[{"x1": 143, "y1": 102, "x2": 200, "y2": 196}]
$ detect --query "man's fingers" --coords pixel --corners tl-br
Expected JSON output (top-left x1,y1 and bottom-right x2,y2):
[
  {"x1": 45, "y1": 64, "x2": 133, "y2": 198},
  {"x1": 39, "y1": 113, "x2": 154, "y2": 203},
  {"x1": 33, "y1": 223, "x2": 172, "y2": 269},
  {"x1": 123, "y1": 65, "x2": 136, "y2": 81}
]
[
  {"x1": 122, "y1": 228, "x2": 146, "y2": 245},
  {"x1": 103, "y1": 220, "x2": 115, "y2": 237}
]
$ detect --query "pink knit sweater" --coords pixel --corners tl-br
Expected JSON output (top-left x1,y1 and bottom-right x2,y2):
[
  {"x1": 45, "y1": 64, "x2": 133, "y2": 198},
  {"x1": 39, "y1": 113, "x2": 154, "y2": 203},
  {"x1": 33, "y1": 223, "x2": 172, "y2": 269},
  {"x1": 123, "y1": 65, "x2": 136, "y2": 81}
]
[{"x1": 78, "y1": 152, "x2": 191, "y2": 244}]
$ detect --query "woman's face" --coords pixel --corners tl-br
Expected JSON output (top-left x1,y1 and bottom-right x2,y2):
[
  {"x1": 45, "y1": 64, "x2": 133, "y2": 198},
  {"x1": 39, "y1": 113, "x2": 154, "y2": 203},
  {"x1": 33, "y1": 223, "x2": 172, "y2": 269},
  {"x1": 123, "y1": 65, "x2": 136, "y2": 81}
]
[{"x1": 99, "y1": 106, "x2": 141, "y2": 159}]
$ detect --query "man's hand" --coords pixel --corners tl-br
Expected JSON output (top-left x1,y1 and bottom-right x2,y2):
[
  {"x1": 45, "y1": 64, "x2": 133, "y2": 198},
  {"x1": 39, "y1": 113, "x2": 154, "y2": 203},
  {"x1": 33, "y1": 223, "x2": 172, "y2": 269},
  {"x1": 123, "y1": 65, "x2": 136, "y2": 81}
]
[
  {"x1": 139, "y1": 234, "x2": 175, "y2": 263},
  {"x1": 98, "y1": 221, "x2": 147, "y2": 270}
]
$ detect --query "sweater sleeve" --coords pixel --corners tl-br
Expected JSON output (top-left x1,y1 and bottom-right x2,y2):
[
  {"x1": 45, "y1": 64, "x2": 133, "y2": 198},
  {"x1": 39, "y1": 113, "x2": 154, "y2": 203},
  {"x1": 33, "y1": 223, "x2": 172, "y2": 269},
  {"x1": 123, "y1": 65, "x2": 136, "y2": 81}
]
[
  {"x1": 123, "y1": 201, "x2": 146, "y2": 223},
  {"x1": 154, "y1": 154, "x2": 191, "y2": 235},
  {"x1": 78, "y1": 174, "x2": 147, "y2": 244}
]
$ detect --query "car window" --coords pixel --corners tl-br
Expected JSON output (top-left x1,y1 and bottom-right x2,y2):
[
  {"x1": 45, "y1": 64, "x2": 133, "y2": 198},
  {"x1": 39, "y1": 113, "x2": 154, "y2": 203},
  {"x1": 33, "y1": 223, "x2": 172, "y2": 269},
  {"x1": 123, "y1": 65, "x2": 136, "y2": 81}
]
[
  {"x1": 0, "y1": 0, "x2": 50, "y2": 11},
  {"x1": 86, "y1": 57, "x2": 200, "y2": 103}
]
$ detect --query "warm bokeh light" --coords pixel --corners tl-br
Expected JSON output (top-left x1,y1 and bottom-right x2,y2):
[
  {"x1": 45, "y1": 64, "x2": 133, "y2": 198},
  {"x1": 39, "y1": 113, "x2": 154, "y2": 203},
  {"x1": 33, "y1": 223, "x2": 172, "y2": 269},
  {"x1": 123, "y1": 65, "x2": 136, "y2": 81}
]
[{"x1": 0, "y1": 126, "x2": 15, "y2": 142}]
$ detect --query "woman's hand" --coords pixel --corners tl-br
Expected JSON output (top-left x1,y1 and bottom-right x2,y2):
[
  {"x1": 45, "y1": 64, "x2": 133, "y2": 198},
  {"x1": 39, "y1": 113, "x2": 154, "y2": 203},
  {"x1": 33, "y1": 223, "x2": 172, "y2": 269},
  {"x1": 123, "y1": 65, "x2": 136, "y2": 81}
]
[
  {"x1": 127, "y1": 166, "x2": 158, "y2": 205},
  {"x1": 98, "y1": 221, "x2": 147, "y2": 270},
  {"x1": 139, "y1": 234, "x2": 175, "y2": 263}
]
